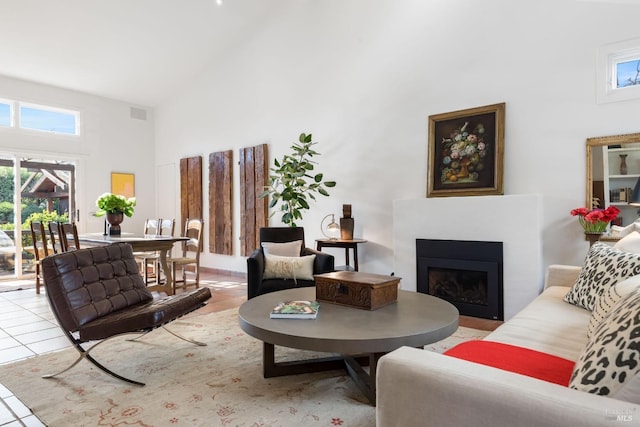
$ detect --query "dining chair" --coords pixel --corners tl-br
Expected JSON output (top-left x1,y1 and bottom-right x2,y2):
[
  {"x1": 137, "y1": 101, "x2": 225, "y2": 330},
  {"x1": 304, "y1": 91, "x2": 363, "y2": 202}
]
[
  {"x1": 168, "y1": 218, "x2": 203, "y2": 293},
  {"x1": 48, "y1": 221, "x2": 65, "y2": 254},
  {"x1": 60, "y1": 222, "x2": 80, "y2": 251},
  {"x1": 135, "y1": 218, "x2": 163, "y2": 284},
  {"x1": 159, "y1": 218, "x2": 176, "y2": 237},
  {"x1": 29, "y1": 221, "x2": 50, "y2": 294},
  {"x1": 152, "y1": 218, "x2": 176, "y2": 284},
  {"x1": 144, "y1": 218, "x2": 161, "y2": 236}
]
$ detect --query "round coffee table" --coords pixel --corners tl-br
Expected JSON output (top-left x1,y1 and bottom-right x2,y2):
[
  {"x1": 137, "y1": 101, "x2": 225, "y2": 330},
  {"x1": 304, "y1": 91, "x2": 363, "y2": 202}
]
[{"x1": 238, "y1": 287, "x2": 458, "y2": 404}]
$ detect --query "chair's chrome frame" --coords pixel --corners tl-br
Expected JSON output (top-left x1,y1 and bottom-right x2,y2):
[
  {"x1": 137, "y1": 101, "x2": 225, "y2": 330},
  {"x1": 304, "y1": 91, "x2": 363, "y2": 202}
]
[{"x1": 43, "y1": 303, "x2": 208, "y2": 386}]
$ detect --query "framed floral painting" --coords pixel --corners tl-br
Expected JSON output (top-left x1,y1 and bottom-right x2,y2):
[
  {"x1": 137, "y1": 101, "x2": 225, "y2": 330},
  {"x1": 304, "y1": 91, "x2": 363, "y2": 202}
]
[{"x1": 427, "y1": 103, "x2": 505, "y2": 198}]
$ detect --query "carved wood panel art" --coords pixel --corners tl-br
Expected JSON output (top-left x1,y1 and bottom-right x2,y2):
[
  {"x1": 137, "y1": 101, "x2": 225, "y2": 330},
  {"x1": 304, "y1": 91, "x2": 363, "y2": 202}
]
[
  {"x1": 239, "y1": 144, "x2": 269, "y2": 256},
  {"x1": 208, "y1": 150, "x2": 233, "y2": 255},
  {"x1": 179, "y1": 156, "x2": 203, "y2": 235}
]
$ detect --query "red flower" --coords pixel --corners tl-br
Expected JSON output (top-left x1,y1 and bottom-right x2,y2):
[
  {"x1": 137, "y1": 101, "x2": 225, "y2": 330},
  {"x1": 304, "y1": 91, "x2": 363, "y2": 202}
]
[
  {"x1": 584, "y1": 210, "x2": 605, "y2": 223},
  {"x1": 570, "y1": 207, "x2": 590, "y2": 217},
  {"x1": 570, "y1": 206, "x2": 620, "y2": 233},
  {"x1": 331, "y1": 419, "x2": 344, "y2": 426},
  {"x1": 602, "y1": 205, "x2": 621, "y2": 221}
]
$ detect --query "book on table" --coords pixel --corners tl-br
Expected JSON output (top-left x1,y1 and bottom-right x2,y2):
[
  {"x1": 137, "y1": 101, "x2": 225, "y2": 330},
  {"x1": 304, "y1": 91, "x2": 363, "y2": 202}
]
[{"x1": 270, "y1": 300, "x2": 320, "y2": 319}]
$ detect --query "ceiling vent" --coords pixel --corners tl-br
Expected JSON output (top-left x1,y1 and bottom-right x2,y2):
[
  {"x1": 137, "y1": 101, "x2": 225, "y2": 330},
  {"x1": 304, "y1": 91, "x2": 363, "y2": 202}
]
[{"x1": 130, "y1": 107, "x2": 147, "y2": 121}]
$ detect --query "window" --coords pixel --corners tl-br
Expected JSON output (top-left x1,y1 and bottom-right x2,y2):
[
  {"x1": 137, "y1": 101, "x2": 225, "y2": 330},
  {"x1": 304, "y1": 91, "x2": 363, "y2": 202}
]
[
  {"x1": 0, "y1": 101, "x2": 11, "y2": 128},
  {"x1": 616, "y1": 59, "x2": 640, "y2": 88},
  {"x1": 597, "y1": 38, "x2": 640, "y2": 104},
  {"x1": 19, "y1": 104, "x2": 78, "y2": 135},
  {"x1": 0, "y1": 98, "x2": 80, "y2": 135}
]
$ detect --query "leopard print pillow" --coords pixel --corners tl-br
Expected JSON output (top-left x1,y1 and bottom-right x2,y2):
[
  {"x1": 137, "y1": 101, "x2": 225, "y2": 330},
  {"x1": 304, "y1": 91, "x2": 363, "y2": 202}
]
[
  {"x1": 564, "y1": 242, "x2": 640, "y2": 311},
  {"x1": 569, "y1": 288, "x2": 640, "y2": 397}
]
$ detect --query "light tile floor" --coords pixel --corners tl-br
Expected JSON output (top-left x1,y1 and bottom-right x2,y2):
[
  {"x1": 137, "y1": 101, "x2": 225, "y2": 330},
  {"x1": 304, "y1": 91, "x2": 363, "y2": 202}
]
[{"x1": 0, "y1": 274, "x2": 247, "y2": 427}]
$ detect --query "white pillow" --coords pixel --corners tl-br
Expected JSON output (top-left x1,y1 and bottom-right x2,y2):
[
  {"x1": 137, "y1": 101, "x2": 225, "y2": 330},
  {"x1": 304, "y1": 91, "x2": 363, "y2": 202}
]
[
  {"x1": 263, "y1": 254, "x2": 316, "y2": 282},
  {"x1": 261, "y1": 240, "x2": 302, "y2": 257},
  {"x1": 614, "y1": 231, "x2": 640, "y2": 254},
  {"x1": 588, "y1": 274, "x2": 640, "y2": 337}
]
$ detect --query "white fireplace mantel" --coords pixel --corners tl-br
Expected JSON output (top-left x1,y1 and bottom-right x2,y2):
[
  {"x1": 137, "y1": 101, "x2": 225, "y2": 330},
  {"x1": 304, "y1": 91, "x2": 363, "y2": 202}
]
[{"x1": 393, "y1": 194, "x2": 544, "y2": 320}]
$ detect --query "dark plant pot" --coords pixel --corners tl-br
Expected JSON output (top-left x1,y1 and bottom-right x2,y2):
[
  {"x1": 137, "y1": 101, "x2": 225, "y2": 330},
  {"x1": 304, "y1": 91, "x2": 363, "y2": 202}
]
[
  {"x1": 106, "y1": 212, "x2": 124, "y2": 236},
  {"x1": 584, "y1": 232, "x2": 603, "y2": 247}
]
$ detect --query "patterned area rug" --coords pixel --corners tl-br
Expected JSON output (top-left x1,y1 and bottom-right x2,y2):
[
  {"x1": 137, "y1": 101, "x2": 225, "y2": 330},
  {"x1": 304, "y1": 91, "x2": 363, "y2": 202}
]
[{"x1": 0, "y1": 308, "x2": 489, "y2": 426}]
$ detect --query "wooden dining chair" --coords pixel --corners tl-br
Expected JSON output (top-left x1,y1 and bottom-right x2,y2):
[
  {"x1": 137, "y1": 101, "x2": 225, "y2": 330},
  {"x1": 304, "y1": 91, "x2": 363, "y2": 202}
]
[
  {"x1": 60, "y1": 222, "x2": 80, "y2": 251},
  {"x1": 148, "y1": 218, "x2": 176, "y2": 284},
  {"x1": 135, "y1": 218, "x2": 163, "y2": 284},
  {"x1": 159, "y1": 218, "x2": 176, "y2": 237},
  {"x1": 48, "y1": 221, "x2": 65, "y2": 254},
  {"x1": 168, "y1": 218, "x2": 203, "y2": 293},
  {"x1": 29, "y1": 221, "x2": 50, "y2": 294}
]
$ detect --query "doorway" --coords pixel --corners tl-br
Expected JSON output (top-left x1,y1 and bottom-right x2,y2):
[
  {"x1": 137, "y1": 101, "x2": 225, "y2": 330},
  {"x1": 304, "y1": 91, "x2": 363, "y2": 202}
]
[{"x1": 0, "y1": 156, "x2": 76, "y2": 280}]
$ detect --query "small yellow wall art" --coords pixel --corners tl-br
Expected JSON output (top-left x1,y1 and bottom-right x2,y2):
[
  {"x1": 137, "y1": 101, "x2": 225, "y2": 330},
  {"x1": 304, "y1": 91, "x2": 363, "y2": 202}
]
[{"x1": 111, "y1": 172, "x2": 135, "y2": 198}]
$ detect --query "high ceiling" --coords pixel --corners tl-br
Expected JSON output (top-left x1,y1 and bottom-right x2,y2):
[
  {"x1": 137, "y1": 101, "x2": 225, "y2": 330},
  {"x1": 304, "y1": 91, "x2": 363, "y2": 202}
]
[
  {"x1": 0, "y1": 0, "x2": 282, "y2": 106},
  {"x1": 4, "y1": 0, "x2": 639, "y2": 108}
]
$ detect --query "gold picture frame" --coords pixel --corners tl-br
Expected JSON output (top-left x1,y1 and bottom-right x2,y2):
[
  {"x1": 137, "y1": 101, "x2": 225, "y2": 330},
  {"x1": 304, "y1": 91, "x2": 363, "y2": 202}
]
[
  {"x1": 427, "y1": 103, "x2": 505, "y2": 198},
  {"x1": 111, "y1": 172, "x2": 135, "y2": 198}
]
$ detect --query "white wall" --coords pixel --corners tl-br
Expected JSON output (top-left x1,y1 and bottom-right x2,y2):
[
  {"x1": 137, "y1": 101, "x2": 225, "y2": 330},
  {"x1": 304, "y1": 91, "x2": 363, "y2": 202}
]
[
  {"x1": 154, "y1": 0, "x2": 640, "y2": 280},
  {"x1": 394, "y1": 195, "x2": 544, "y2": 320},
  {"x1": 0, "y1": 75, "x2": 155, "y2": 233}
]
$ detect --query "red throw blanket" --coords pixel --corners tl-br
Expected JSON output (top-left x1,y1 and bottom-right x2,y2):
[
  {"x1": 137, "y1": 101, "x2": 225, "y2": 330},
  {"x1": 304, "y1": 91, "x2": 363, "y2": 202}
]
[{"x1": 444, "y1": 340, "x2": 575, "y2": 386}]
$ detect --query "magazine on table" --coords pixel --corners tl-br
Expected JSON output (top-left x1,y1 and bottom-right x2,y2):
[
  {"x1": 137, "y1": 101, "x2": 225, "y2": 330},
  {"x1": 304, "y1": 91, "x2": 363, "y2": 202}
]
[{"x1": 270, "y1": 300, "x2": 320, "y2": 319}]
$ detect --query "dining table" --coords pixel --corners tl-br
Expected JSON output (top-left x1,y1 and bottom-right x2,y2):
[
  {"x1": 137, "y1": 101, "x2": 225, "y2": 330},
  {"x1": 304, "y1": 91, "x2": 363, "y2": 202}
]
[{"x1": 77, "y1": 233, "x2": 188, "y2": 295}]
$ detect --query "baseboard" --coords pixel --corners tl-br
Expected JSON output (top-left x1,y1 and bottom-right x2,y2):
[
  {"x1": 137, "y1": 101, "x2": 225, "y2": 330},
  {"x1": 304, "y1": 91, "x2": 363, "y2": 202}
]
[{"x1": 458, "y1": 315, "x2": 503, "y2": 332}]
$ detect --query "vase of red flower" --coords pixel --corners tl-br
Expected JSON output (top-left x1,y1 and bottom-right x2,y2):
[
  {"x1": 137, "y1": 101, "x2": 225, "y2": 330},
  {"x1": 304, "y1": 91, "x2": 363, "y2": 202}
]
[{"x1": 570, "y1": 206, "x2": 621, "y2": 245}]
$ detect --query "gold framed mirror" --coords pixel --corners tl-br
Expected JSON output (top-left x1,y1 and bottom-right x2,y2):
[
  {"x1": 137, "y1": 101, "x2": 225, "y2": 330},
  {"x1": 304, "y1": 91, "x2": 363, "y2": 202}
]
[{"x1": 587, "y1": 132, "x2": 640, "y2": 226}]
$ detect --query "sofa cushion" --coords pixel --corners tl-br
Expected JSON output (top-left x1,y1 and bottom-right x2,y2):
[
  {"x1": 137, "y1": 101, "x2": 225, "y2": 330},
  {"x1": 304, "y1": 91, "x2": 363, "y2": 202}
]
[
  {"x1": 614, "y1": 231, "x2": 640, "y2": 254},
  {"x1": 588, "y1": 274, "x2": 640, "y2": 338},
  {"x1": 263, "y1": 253, "x2": 316, "y2": 282},
  {"x1": 570, "y1": 288, "x2": 640, "y2": 399},
  {"x1": 563, "y1": 242, "x2": 640, "y2": 311},
  {"x1": 485, "y1": 286, "x2": 591, "y2": 360},
  {"x1": 78, "y1": 287, "x2": 212, "y2": 341},
  {"x1": 261, "y1": 240, "x2": 302, "y2": 257},
  {"x1": 445, "y1": 340, "x2": 575, "y2": 386}
]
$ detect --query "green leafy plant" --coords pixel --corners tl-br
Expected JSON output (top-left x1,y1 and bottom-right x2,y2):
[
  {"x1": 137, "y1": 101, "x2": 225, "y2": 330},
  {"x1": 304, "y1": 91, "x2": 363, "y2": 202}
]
[
  {"x1": 95, "y1": 193, "x2": 136, "y2": 217},
  {"x1": 260, "y1": 133, "x2": 336, "y2": 227},
  {"x1": 24, "y1": 209, "x2": 69, "y2": 227}
]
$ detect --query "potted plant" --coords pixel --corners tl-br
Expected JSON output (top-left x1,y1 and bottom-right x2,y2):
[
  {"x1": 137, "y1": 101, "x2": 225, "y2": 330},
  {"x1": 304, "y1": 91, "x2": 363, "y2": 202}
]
[
  {"x1": 570, "y1": 205, "x2": 620, "y2": 246},
  {"x1": 260, "y1": 133, "x2": 336, "y2": 227},
  {"x1": 95, "y1": 193, "x2": 136, "y2": 235}
]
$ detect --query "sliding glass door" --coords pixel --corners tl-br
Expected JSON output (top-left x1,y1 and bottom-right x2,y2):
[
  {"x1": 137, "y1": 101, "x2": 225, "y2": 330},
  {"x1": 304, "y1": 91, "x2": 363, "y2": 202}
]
[{"x1": 0, "y1": 156, "x2": 76, "y2": 280}]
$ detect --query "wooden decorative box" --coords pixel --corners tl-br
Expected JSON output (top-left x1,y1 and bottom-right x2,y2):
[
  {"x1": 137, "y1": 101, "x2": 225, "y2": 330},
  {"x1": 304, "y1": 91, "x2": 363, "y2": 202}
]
[{"x1": 314, "y1": 271, "x2": 401, "y2": 310}]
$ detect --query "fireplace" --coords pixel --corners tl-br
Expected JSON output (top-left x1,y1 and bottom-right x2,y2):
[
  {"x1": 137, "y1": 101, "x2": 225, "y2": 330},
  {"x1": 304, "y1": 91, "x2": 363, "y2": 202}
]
[{"x1": 416, "y1": 239, "x2": 503, "y2": 320}]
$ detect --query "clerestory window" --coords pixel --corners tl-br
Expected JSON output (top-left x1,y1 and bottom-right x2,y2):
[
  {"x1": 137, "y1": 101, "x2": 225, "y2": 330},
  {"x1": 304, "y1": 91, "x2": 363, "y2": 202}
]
[
  {"x1": 0, "y1": 99, "x2": 80, "y2": 136},
  {"x1": 19, "y1": 103, "x2": 78, "y2": 135}
]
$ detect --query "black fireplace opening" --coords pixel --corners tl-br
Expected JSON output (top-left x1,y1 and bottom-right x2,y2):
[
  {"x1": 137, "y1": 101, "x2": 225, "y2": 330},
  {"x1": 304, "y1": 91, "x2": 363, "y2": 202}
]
[{"x1": 416, "y1": 239, "x2": 503, "y2": 320}]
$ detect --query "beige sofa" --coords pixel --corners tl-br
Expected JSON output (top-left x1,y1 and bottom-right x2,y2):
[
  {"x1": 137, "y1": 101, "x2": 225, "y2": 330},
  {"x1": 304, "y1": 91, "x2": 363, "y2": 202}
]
[{"x1": 376, "y1": 264, "x2": 640, "y2": 427}]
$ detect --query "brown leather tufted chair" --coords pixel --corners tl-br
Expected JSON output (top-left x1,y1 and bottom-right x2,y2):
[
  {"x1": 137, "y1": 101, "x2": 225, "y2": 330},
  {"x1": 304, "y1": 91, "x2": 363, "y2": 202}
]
[{"x1": 41, "y1": 242, "x2": 212, "y2": 386}]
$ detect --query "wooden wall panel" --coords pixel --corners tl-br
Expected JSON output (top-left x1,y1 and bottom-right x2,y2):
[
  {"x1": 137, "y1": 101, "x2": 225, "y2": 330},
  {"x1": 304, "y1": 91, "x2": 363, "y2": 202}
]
[
  {"x1": 254, "y1": 145, "x2": 269, "y2": 230},
  {"x1": 179, "y1": 156, "x2": 203, "y2": 234},
  {"x1": 208, "y1": 150, "x2": 233, "y2": 255},
  {"x1": 239, "y1": 144, "x2": 269, "y2": 256}
]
